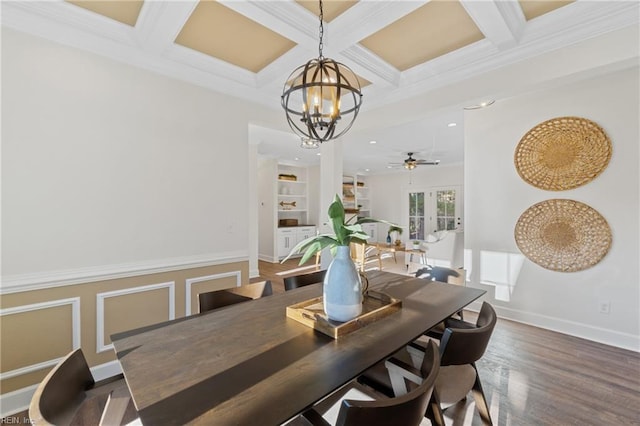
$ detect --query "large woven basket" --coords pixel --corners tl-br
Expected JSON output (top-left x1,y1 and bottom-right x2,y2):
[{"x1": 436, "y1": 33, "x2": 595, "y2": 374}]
[
  {"x1": 514, "y1": 117, "x2": 611, "y2": 191},
  {"x1": 514, "y1": 199, "x2": 611, "y2": 272}
]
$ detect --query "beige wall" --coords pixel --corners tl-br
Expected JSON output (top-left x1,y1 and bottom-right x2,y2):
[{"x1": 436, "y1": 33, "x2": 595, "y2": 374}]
[{"x1": 0, "y1": 261, "x2": 249, "y2": 394}]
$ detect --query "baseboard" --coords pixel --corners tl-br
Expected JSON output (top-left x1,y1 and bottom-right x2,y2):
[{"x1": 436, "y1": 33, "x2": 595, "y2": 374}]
[
  {"x1": 466, "y1": 300, "x2": 639, "y2": 352},
  {"x1": 258, "y1": 254, "x2": 279, "y2": 263},
  {"x1": 0, "y1": 361, "x2": 123, "y2": 417},
  {"x1": 249, "y1": 268, "x2": 260, "y2": 279}
]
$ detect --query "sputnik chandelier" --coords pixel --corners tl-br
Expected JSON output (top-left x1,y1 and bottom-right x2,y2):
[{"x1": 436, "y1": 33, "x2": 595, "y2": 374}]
[{"x1": 281, "y1": 0, "x2": 363, "y2": 143}]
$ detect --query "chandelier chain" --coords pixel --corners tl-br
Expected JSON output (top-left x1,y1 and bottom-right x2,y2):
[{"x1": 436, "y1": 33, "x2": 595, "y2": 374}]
[{"x1": 318, "y1": 0, "x2": 324, "y2": 58}]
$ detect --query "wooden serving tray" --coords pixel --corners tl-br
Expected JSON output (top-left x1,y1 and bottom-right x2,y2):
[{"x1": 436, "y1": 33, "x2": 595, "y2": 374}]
[{"x1": 286, "y1": 290, "x2": 401, "y2": 339}]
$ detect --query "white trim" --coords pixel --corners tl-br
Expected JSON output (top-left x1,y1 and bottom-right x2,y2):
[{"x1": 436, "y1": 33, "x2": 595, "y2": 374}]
[
  {"x1": 0, "y1": 298, "x2": 81, "y2": 380},
  {"x1": 464, "y1": 299, "x2": 639, "y2": 352},
  {"x1": 0, "y1": 360, "x2": 123, "y2": 418},
  {"x1": 185, "y1": 271, "x2": 242, "y2": 316},
  {"x1": 91, "y1": 360, "x2": 123, "y2": 381},
  {"x1": 249, "y1": 268, "x2": 261, "y2": 279},
  {"x1": 96, "y1": 282, "x2": 175, "y2": 353},
  {"x1": 1, "y1": 251, "x2": 248, "y2": 294},
  {"x1": 0, "y1": 383, "x2": 38, "y2": 418}
]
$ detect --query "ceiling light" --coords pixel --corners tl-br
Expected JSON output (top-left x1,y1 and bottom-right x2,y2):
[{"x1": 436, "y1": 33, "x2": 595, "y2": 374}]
[
  {"x1": 300, "y1": 138, "x2": 320, "y2": 149},
  {"x1": 404, "y1": 162, "x2": 417, "y2": 171},
  {"x1": 316, "y1": 152, "x2": 322, "y2": 156},
  {"x1": 447, "y1": 122, "x2": 457, "y2": 127},
  {"x1": 464, "y1": 100, "x2": 495, "y2": 110},
  {"x1": 281, "y1": 0, "x2": 362, "y2": 143},
  {"x1": 365, "y1": 168, "x2": 370, "y2": 172},
  {"x1": 369, "y1": 140, "x2": 377, "y2": 144}
]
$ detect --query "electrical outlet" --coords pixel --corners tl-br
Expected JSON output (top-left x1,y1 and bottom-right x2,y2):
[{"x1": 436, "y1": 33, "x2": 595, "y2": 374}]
[{"x1": 599, "y1": 301, "x2": 610, "y2": 315}]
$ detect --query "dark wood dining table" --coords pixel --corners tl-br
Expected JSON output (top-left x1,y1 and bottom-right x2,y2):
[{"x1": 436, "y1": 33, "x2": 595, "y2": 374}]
[{"x1": 111, "y1": 271, "x2": 485, "y2": 425}]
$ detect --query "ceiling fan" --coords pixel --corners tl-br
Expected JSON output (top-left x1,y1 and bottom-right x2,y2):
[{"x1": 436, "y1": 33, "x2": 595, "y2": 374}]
[{"x1": 389, "y1": 152, "x2": 440, "y2": 170}]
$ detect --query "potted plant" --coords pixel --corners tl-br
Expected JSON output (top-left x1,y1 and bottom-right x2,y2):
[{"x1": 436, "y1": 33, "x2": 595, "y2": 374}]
[
  {"x1": 387, "y1": 225, "x2": 403, "y2": 246},
  {"x1": 283, "y1": 194, "x2": 395, "y2": 322},
  {"x1": 412, "y1": 240, "x2": 422, "y2": 250}
]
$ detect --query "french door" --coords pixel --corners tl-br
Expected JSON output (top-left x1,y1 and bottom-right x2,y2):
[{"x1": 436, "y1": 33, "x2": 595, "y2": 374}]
[{"x1": 406, "y1": 186, "x2": 463, "y2": 240}]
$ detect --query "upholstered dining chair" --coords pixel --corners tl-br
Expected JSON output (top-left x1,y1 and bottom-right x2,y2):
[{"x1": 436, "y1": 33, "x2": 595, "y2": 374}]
[
  {"x1": 29, "y1": 348, "x2": 138, "y2": 426},
  {"x1": 198, "y1": 280, "x2": 272, "y2": 313},
  {"x1": 358, "y1": 302, "x2": 496, "y2": 425},
  {"x1": 300, "y1": 340, "x2": 440, "y2": 426},
  {"x1": 407, "y1": 302, "x2": 497, "y2": 426},
  {"x1": 283, "y1": 270, "x2": 326, "y2": 291}
]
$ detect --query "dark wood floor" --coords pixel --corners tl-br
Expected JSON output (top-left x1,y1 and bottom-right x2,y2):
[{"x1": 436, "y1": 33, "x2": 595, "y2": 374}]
[{"x1": 257, "y1": 258, "x2": 640, "y2": 425}]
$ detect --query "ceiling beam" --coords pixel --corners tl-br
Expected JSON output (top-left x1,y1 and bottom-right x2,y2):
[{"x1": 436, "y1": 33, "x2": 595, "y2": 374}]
[
  {"x1": 135, "y1": 1, "x2": 198, "y2": 54},
  {"x1": 460, "y1": 0, "x2": 525, "y2": 50}
]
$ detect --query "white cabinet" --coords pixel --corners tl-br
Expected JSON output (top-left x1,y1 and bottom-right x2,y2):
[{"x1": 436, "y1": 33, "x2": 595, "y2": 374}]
[
  {"x1": 277, "y1": 228, "x2": 297, "y2": 259},
  {"x1": 361, "y1": 223, "x2": 378, "y2": 243},
  {"x1": 278, "y1": 226, "x2": 317, "y2": 259},
  {"x1": 296, "y1": 226, "x2": 316, "y2": 244}
]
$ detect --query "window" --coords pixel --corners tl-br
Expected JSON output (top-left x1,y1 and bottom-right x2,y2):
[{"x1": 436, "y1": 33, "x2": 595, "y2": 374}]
[
  {"x1": 408, "y1": 192, "x2": 425, "y2": 240},
  {"x1": 436, "y1": 189, "x2": 457, "y2": 231}
]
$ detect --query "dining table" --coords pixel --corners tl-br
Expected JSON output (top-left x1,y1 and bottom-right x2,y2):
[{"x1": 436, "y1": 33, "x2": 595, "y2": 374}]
[{"x1": 111, "y1": 271, "x2": 485, "y2": 425}]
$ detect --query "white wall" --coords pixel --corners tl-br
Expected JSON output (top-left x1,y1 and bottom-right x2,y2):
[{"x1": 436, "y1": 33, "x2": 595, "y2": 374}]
[
  {"x1": 257, "y1": 157, "x2": 277, "y2": 262},
  {"x1": 368, "y1": 164, "x2": 464, "y2": 242},
  {"x1": 1, "y1": 29, "x2": 276, "y2": 279},
  {"x1": 465, "y1": 66, "x2": 639, "y2": 351}
]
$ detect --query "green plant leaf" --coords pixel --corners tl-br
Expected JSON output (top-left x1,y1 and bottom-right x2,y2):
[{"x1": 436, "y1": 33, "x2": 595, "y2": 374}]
[
  {"x1": 280, "y1": 234, "x2": 337, "y2": 263},
  {"x1": 328, "y1": 195, "x2": 348, "y2": 245}
]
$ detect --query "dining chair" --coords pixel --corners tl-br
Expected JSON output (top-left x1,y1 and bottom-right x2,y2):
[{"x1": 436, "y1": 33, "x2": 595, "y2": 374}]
[
  {"x1": 300, "y1": 340, "x2": 440, "y2": 426},
  {"x1": 198, "y1": 280, "x2": 273, "y2": 313},
  {"x1": 350, "y1": 242, "x2": 382, "y2": 272},
  {"x1": 29, "y1": 348, "x2": 138, "y2": 426},
  {"x1": 358, "y1": 302, "x2": 496, "y2": 425},
  {"x1": 407, "y1": 302, "x2": 497, "y2": 426},
  {"x1": 283, "y1": 270, "x2": 326, "y2": 291}
]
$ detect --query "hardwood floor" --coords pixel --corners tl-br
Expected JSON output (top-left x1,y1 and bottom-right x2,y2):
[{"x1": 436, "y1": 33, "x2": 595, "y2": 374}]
[{"x1": 256, "y1": 257, "x2": 640, "y2": 425}]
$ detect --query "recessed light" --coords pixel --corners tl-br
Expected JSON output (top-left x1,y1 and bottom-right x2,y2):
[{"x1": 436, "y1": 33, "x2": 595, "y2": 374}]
[
  {"x1": 447, "y1": 122, "x2": 457, "y2": 127},
  {"x1": 369, "y1": 140, "x2": 377, "y2": 144},
  {"x1": 294, "y1": 157, "x2": 299, "y2": 161},
  {"x1": 387, "y1": 165, "x2": 392, "y2": 169},
  {"x1": 464, "y1": 100, "x2": 495, "y2": 110},
  {"x1": 316, "y1": 153, "x2": 321, "y2": 156},
  {"x1": 365, "y1": 168, "x2": 370, "y2": 172}
]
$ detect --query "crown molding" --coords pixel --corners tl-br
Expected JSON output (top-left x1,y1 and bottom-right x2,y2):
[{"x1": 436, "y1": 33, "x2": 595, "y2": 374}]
[{"x1": 340, "y1": 44, "x2": 401, "y2": 88}]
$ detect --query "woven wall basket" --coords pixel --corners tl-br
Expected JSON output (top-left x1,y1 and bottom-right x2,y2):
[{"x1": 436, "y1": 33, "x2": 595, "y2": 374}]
[
  {"x1": 514, "y1": 116, "x2": 612, "y2": 191},
  {"x1": 514, "y1": 199, "x2": 611, "y2": 272}
]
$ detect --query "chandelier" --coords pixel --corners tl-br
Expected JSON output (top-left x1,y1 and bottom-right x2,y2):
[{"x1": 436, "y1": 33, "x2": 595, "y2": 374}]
[{"x1": 281, "y1": 0, "x2": 363, "y2": 143}]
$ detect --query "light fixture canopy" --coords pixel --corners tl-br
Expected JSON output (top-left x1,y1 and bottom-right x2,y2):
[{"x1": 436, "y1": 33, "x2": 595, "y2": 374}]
[
  {"x1": 300, "y1": 137, "x2": 320, "y2": 149},
  {"x1": 281, "y1": 0, "x2": 362, "y2": 143}
]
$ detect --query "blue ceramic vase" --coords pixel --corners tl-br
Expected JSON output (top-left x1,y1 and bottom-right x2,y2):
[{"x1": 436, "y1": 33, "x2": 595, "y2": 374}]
[{"x1": 323, "y1": 246, "x2": 363, "y2": 322}]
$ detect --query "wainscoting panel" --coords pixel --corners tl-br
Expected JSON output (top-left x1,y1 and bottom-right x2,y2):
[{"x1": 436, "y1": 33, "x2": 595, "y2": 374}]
[
  {"x1": 0, "y1": 298, "x2": 80, "y2": 379},
  {"x1": 96, "y1": 282, "x2": 175, "y2": 353},
  {"x1": 0, "y1": 259, "x2": 249, "y2": 416}
]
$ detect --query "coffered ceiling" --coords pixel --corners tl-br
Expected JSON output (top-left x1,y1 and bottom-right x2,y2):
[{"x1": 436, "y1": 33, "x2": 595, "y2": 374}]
[{"x1": 2, "y1": 0, "x2": 638, "y2": 173}]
